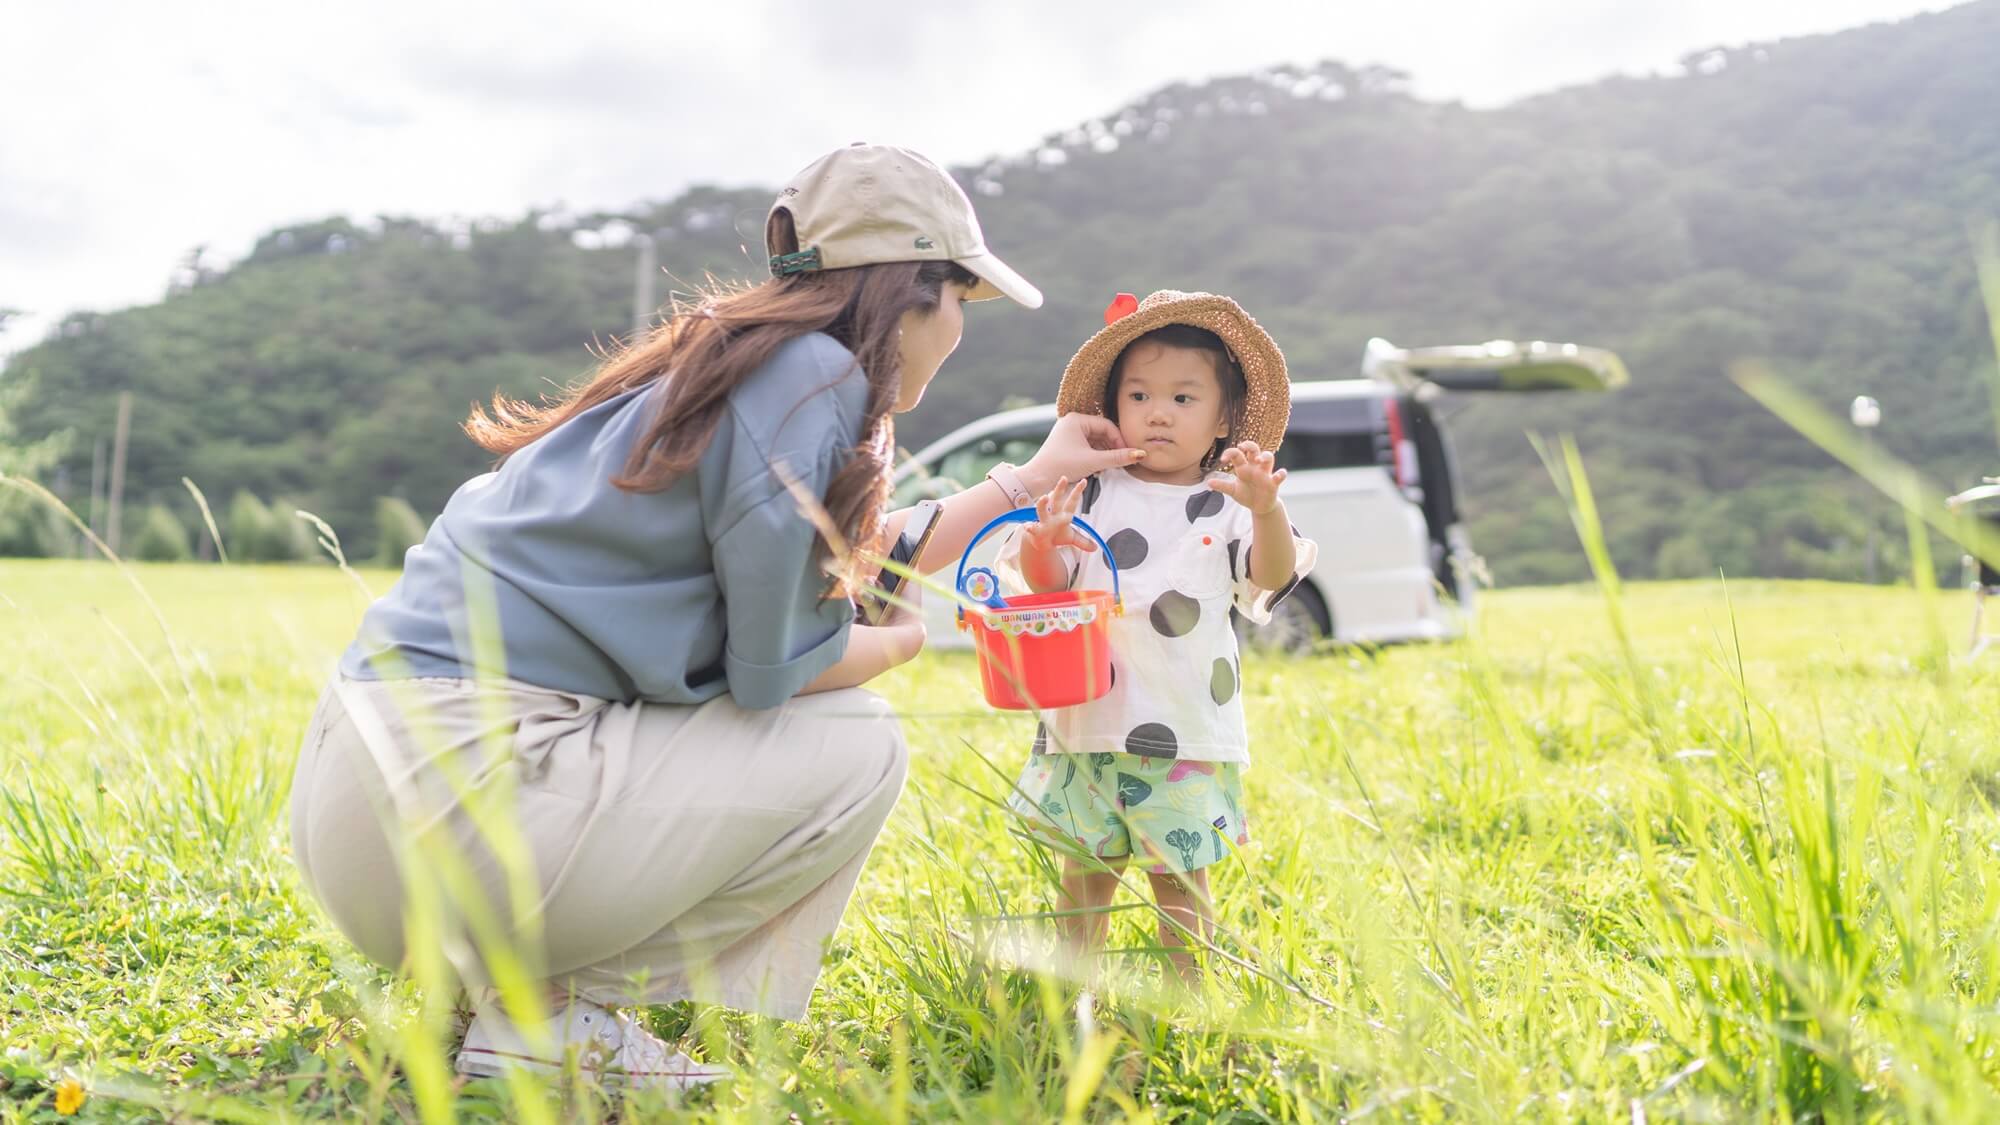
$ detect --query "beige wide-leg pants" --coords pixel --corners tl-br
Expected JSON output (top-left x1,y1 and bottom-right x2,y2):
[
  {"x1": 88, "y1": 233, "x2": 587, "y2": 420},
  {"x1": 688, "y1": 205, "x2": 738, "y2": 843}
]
[{"x1": 288, "y1": 674, "x2": 908, "y2": 1021}]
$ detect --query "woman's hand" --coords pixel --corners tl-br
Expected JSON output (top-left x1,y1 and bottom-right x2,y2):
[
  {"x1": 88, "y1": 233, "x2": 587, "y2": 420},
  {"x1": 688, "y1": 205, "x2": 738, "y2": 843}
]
[
  {"x1": 878, "y1": 584, "x2": 927, "y2": 644},
  {"x1": 889, "y1": 412, "x2": 1139, "y2": 581},
  {"x1": 1208, "y1": 440, "x2": 1287, "y2": 516},
  {"x1": 801, "y1": 590, "x2": 926, "y2": 695},
  {"x1": 1020, "y1": 413, "x2": 1144, "y2": 495}
]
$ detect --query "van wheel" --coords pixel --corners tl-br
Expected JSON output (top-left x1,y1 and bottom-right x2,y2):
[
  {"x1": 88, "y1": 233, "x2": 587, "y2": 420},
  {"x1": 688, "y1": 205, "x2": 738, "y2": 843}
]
[{"x1": 1236, "y1": 582, "x2": 1330, "y2": 655}]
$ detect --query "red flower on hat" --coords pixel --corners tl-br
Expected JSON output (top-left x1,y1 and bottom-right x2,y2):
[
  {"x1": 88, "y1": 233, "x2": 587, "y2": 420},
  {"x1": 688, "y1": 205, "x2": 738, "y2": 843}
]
[{"x1": 1104, "y1": 292, "x2": 1139, "y2": 326}]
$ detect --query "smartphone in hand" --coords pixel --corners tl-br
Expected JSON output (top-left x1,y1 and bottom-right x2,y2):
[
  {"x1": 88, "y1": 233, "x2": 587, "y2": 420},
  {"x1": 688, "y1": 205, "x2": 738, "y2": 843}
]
[{"x1": 858, "y1": 500, "x2": 943, "y2": 626}]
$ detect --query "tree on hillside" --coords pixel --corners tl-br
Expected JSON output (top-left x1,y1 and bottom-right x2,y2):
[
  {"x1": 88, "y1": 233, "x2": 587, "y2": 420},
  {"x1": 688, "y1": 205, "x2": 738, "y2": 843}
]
[
  {"x1": 0, "y1": 358, "x2": 73, "y2": 557},
  {"x1": 4, "y1": 1, "x2": 1997, "y2": 577}
]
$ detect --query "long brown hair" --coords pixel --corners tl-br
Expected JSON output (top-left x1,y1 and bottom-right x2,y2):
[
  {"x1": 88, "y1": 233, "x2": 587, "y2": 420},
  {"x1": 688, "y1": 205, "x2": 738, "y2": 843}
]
[{"x1": 466, "y1": 210, "x2": 976, "y2": 586}]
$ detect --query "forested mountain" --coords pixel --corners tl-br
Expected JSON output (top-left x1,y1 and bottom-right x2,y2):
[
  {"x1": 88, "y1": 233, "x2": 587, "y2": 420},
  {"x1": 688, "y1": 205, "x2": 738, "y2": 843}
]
[{"x1": 5, "y1": 1, "x2": 1998, "y2": 581}]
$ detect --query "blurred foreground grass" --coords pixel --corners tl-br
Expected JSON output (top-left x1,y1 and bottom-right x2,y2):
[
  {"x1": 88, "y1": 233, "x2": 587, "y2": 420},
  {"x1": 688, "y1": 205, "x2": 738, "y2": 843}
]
[{"x1": 4, "y1": 559, "x2": 1999, "y2": 1121}]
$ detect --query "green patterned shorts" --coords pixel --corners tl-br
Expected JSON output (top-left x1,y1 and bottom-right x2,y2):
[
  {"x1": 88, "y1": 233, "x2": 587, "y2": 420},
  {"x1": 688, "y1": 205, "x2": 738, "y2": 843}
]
[{"x1": 1008, "y1": 752, "x2": 1250, "y2": 874}]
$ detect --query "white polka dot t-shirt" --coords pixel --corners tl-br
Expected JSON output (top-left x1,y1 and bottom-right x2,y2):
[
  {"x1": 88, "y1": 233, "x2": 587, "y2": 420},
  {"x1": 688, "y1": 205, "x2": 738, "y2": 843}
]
[{"x1": 995, "y1": 467, "x2": 1319, "y2": 765}]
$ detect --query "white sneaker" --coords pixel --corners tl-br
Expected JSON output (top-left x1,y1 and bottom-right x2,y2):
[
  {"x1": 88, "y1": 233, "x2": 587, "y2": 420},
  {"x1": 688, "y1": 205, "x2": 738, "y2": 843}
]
[{"x1": 455, "y1": 999, "x2": 731, "y2": 1094}]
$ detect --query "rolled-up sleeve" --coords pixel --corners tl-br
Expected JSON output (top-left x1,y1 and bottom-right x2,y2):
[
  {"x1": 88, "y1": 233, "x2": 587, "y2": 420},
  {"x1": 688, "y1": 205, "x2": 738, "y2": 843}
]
[
  {"x1": 701, "y1": 334, "x2": 871, "y2": 709},
  {"x1": 711, "y1": 476, "x2": 854, "y2": 710},
  {"x1": 1232, "y1": 512, "x2": 1320, "y2": 626}
]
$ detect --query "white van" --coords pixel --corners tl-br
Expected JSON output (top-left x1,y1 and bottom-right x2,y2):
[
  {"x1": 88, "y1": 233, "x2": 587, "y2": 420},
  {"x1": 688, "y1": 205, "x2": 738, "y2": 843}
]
[{"x1": 895, "y1": 337, "x2": 1627, "y2": 650}]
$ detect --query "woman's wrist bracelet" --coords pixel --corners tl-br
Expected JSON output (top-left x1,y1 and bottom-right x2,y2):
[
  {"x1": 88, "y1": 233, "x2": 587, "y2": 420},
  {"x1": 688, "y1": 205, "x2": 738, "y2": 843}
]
[{"x1": 986, "y1": 462, "x2": 1034, "y2": 509}]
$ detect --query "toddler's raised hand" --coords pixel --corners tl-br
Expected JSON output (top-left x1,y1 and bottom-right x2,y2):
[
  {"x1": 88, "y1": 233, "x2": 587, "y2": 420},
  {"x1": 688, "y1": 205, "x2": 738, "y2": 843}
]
[
  {"x1": 1023, "y1": 476, "x2": 1100, "y2": 554},
  {"x1": 1210, "y1": 440, "x2": 1288, "y2": 515}
]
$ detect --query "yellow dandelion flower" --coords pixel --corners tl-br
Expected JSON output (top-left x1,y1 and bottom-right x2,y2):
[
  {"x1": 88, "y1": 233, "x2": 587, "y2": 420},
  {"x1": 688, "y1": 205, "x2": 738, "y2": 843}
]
[{"x1": 55, "y1": 1077, "x2": 86, "y2": 1115}]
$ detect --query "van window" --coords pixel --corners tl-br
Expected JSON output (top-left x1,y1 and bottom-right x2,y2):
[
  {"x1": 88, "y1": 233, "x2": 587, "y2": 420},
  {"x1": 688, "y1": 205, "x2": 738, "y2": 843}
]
[
  {"x1": 1273, "y1": 398, "x2": 1382, "y2": 473},
  {"x1": 893, "y1": 425, "x2": 1050, "y2": 505}
]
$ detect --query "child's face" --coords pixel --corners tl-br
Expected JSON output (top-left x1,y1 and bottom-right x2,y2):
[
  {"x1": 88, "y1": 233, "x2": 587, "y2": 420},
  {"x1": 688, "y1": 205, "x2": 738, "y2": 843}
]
[{"x1": 1110, "y1": 342, "x2": 1231, "y2": 483}]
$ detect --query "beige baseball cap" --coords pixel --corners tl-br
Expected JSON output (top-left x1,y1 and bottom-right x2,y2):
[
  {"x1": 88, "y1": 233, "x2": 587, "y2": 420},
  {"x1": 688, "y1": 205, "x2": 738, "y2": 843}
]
[{"x1": 767, "y1": 143, "x2": 1043, "y2": 309}]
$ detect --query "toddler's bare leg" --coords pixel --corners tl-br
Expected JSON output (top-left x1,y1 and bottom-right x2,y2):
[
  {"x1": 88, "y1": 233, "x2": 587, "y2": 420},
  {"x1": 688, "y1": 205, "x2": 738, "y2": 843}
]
[
  {"x1": 1145, "y1": 867, "x2": 1213, "y2": 984},
  {"x1": 1058, "y1": 858, "x2": 1126, "y2": 967}
]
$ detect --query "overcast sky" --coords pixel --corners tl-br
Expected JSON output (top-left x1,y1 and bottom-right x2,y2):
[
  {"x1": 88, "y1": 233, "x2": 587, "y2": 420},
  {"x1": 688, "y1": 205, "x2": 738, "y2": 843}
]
[{"x1": 0, "y1": 0, "x2": 1954, "y2": 359}]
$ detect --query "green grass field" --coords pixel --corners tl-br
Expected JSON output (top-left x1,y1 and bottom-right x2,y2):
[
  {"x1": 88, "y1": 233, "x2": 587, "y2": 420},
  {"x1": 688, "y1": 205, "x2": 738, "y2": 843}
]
[{"x1": 5, "y1": 557, "x2": 2000, "y2": 1122}]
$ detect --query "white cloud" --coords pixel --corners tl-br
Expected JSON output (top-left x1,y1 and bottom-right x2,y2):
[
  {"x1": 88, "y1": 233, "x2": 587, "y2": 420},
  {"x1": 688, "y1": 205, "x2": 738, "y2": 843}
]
[{"x1": 0, "y1": 0, "x2": 1956, "y2": 359}]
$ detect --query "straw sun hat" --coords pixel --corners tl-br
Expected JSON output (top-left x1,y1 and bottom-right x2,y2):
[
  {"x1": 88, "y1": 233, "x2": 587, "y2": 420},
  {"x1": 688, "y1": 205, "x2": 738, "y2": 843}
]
[{"x1": 1055, "y1": 290, "x2": 1290, "y2": 452}]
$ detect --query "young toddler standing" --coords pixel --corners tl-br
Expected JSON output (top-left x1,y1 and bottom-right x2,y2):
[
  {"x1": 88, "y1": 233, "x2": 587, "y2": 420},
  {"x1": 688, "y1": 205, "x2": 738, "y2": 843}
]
[{"x1": 1001, "y1": 290, "x2": 1318, "y2": 980}]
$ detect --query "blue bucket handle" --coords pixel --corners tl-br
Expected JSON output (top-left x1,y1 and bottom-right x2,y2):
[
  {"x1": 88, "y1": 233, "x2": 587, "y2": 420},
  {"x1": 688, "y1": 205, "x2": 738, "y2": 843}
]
[{"x1": 954, "y1": 505, "x2": 1122, "y2": 628}]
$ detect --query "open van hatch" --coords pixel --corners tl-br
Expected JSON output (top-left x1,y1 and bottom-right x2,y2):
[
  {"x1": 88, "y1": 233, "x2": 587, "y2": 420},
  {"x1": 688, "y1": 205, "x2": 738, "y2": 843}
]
[{"x1": 1362, "y1": 337, "x2": 1629, "y2": 394}]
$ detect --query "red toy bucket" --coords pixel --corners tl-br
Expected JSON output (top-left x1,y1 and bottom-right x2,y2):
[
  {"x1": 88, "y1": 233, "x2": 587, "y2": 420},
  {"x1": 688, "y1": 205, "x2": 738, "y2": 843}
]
[{"x1": 955, "y1": 508, "x2": 1124, "y2": 711}]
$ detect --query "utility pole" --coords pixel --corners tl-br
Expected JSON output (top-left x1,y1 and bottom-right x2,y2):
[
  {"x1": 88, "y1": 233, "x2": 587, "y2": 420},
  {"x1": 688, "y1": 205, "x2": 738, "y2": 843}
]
[
  {"x1": 106, "y1": 391, "x2": 132, "y2": 556},
  {"x1": 632, "y1": 232, "x2": 658, "y2": 340},
  {"x1": 88, "y1": 434, "x2": 105, "y2": 540}
]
